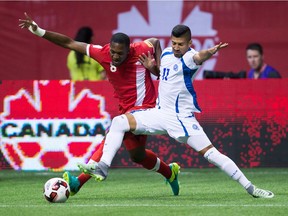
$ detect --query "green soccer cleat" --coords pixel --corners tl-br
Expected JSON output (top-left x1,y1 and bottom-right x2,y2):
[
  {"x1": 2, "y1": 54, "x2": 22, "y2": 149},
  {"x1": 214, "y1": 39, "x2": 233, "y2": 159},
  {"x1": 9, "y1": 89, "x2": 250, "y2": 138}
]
[
  {"x1": 63, "y1": 171, "x2": 80, "y2": 196},
  {"x1": 166, "y1": 162, "x2": 180, "y2": 196}
]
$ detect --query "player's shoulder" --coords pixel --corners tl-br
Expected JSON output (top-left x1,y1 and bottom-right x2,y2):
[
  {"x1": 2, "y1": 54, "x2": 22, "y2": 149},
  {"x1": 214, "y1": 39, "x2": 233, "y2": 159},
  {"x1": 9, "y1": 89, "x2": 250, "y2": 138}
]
[
  {"x1": 88, "y1": 44, "x2": 110, "y2": 57},
  {"x1": 187, "y1": 47, "x2": 197, "y2": 54},
  {"x1": 143, "y1": 39, "x2": 154, "y2": 48},
  {"x1": 130, "y1": 41, "x2": 153, "y2": 55},
  {"x1": 181, "y1": 48, "x2": 198, "y2": 60},
  {"x1": 163, "y1": 47, "x2": 172, "y2": 52},
  {"x1": 161, "y1": 47, "x2": 173, "y2": 58},
  {"x1": 131, "y1": 40, "x2": 148, "y2": 49},
  {"x1": 89, "y1": 43, "x2": 109, "y2": 50}
]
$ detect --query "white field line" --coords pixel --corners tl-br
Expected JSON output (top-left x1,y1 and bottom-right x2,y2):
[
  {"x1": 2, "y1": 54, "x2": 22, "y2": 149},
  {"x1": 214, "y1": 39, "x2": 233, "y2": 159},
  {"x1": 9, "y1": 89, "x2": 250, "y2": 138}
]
[
  {"x1": 0, "y1": 204, "x2": 287, "y2": 208},
  {"x1": 33, "y1": 170, "x2": 288, "y2": 176}
]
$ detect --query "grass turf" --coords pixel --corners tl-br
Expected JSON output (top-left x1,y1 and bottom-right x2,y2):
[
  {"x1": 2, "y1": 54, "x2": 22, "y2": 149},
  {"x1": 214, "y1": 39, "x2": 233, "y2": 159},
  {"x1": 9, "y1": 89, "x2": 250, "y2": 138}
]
[{"x1": 0, "y1": 168, "x2": 287, "y2": 216}]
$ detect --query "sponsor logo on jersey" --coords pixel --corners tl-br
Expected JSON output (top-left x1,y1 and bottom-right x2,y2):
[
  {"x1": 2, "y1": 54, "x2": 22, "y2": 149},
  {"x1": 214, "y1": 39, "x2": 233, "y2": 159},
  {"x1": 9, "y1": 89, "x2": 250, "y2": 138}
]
[
  {"x1": 173, "y1": 64, "x2": 178, "y2": 71},
  {"x1": 192, "y1": 124, "x2": 200, "y2": 130}
]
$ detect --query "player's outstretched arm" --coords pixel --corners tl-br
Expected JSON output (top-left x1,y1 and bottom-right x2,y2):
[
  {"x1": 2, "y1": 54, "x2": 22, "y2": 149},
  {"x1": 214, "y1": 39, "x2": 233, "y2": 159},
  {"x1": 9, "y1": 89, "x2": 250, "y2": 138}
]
[
  {"x1": 19, "y1": 12, "x2": 87, "y2": 54},
  {"x1": 193, "y1": 42, "x2": 229, "y2": 65}
]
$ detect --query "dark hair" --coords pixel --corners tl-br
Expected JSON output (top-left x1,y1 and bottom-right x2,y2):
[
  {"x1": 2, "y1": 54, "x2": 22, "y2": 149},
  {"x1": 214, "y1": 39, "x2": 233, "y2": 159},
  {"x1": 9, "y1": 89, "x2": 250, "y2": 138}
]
[
  {"x1": 110, "y1": 33, "x2": 130, "y2": 48},
  {"x1": 171, "y1": 24, "x2": 191, "y2": 40},
  {"x1": 246, "y1": 43, "x2": 263, "y2": 55},
  {"x1": 74, "y1": 27, "x2": 94, "y2": 66}
]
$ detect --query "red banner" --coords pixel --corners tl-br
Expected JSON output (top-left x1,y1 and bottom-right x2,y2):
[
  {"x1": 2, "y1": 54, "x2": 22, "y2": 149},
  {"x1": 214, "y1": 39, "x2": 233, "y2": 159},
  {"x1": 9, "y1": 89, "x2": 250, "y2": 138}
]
[
  {"x1": 1, "y1": 1, "x2": 288, "y2": 79},
  {"x1": 1, "y1": 80, "x2": 288, "y2": 170},
  {"x1": 0, "y1": 81, "x2": 113, "y2": 170}
]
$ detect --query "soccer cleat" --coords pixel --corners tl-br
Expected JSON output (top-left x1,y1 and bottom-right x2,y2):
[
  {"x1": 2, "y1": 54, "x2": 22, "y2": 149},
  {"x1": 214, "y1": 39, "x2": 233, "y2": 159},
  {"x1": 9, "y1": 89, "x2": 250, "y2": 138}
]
[
  {"x1": 166, "y1": 162, "x2": 180, "y2": 196},
  {"x1": 77, "y1": 161, "x2": 108, "y2": 182},
  {"x1": 62, "y1": 171, "x2": 80, "y2": 196},
  {"x1": 248, "y1": 185, "x2": 274, "y2": 198}
]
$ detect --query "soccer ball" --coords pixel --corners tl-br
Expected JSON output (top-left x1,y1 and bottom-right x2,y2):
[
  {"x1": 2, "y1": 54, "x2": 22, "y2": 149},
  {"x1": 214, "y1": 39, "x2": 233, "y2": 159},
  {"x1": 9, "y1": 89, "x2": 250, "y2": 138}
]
[{"x1": 43, "y1": 177, "x2": 70, "y2": 203}]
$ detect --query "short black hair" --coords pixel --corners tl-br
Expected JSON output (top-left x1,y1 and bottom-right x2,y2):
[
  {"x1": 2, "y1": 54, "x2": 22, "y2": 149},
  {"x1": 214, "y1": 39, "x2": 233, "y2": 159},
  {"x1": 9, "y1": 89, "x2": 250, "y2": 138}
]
[
  {"x1": 171, "y1": 24, "x2": 191, "y2": 40},
  {"x1": 110, "y1": 33, "x2": 130, "y2": 48},
  {"x1": 246, "y1": 43, "x2": 263, "y2": 55}
]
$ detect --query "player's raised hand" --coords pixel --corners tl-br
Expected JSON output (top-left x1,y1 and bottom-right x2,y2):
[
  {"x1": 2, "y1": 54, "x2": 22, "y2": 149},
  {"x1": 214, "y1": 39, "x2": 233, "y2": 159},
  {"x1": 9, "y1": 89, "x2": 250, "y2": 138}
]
[
  {"x1": 19, "y1": 12, "x2": 36, "y2": 30},
  {"x1": 139, "y1": 51, "x2": 156, "y2": 70},
  {"x1": 214, "y1": 42, "x2": 229, "y2": 52},
  {"x1": 207, "y1": 42, "x2": 229, "y2": 56},
  {"x1": 139, "y1": 51, "x2": 160, "y2": 77},
  {"x1": 19, "y1": 12, "x2": 46, "y2": 37}
]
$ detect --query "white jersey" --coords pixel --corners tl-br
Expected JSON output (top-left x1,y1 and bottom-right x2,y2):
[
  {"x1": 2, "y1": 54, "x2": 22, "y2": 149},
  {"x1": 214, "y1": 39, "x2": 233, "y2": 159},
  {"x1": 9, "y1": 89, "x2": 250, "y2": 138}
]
[
  {"x1": 131, "y1": 46, "x2": 211, "y2": 146},
  {"x1": 157, "y1": 47, "x2": 201, "y2": 117}
]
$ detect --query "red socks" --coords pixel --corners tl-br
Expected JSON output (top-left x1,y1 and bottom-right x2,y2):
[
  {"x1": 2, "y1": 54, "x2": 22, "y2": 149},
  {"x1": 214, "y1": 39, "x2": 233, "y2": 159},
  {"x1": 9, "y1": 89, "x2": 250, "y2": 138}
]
[
  {"x1": 138, "y1": 149, "x2": 172, "y2": 179},
  {"x1": 77, "y1": 139, "x2": 105, "y2": 186},
  {"x1": 77, "y1": 140, "x2": 172, "y2": 187}
]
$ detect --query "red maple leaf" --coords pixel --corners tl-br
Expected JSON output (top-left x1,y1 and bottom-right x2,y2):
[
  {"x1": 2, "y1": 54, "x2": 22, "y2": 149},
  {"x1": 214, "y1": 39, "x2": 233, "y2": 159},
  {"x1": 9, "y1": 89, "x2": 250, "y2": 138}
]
[{"x1": 2, "y1": 80, "x2": 109, "y2": 119}]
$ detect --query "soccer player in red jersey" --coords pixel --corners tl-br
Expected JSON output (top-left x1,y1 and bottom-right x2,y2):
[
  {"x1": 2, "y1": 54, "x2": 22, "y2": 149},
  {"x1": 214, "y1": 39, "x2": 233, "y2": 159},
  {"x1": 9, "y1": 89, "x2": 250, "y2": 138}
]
[{"x1": 19, "y1": 12, "x2": 180, "y2": 196}]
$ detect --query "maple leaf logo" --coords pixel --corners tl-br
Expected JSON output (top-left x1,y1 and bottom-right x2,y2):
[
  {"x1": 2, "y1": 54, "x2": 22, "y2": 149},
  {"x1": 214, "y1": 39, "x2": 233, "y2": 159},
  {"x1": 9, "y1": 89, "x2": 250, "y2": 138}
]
[
  {"x1": 0, "y1": 80, "x2": 110, "y2": 171},
  {"x1": 1, "y1": 80, "x2": 109, "y2": 119},
  {"x1": 114, "y1": 0, "x2": 218, "y2": 79}
]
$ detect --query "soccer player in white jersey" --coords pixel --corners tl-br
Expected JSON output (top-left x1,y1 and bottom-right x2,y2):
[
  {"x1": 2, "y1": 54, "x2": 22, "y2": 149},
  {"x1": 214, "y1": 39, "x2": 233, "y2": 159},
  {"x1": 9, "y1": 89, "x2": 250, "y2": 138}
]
[{"x1": 79, "y1": 24, "x2": 274, "y2": 198}]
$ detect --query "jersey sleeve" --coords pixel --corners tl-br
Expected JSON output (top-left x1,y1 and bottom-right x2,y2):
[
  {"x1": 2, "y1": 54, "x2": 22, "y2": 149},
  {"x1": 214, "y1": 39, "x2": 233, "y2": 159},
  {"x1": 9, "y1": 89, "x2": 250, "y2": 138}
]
[
  {"x1": 87, "y1": 44, "x2": 105, "y2": 63},
  {"x1": 183, "y1": 49, "x2": 199, "y2": 69},
  {"x1": 134, "y1": 41, "x2": 155, "y2": 56}
]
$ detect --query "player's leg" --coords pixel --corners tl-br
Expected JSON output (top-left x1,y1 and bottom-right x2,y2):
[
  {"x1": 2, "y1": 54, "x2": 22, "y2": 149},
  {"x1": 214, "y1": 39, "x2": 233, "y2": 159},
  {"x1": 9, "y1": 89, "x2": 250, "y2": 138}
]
[
  {"x1": 123, "y1": 133, "x2": 180, "y2": 195},
  {"x1": 175, "y1": 115, "x2": 274, "y2": 198},
  {"x1": 78, "y1": 110, "x2": 180, "y2": 195},
  {"x1": 185, "y1": 135, "x2": 274, "y2": 198},
  {"x1": 82, "y1": 109, "x2": 164, "y2": 170},
  {"x1": 63, "y1": 139, "x2": 104, "y2": 195},
  {"x1": 77, "y1": 114, "x2": 131, "y2": 181},
  {"x1": 122, "y1": 110, "x2": 180, "y2": 195},
  {"x1": 124, "y1": 133, "x2": 172, "y2": 178}
]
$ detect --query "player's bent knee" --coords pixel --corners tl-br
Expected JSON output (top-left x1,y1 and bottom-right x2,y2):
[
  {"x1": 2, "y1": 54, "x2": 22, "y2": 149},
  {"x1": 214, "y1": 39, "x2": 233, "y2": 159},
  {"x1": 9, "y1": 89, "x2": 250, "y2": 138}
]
[{"x1": 110, "y1": 115, "x2": 130, "y2": 133}]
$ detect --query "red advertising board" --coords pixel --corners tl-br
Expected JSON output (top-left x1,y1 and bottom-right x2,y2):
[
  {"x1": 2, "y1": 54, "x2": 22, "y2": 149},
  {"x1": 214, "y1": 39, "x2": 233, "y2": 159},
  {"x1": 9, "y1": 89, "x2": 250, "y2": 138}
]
[
  {"x1": 1, "y1": 80, "x2": 288, "y2": 170},
  {"x1": 0, "y1": 1, "x2": 288, "y2": 79}
]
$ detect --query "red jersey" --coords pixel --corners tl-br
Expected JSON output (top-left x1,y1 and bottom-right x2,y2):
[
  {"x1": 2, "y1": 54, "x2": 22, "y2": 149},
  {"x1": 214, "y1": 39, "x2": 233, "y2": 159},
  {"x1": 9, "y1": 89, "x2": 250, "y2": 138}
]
[{"x1": 87, "y1": 41, "x2": 157, "y2": 114}]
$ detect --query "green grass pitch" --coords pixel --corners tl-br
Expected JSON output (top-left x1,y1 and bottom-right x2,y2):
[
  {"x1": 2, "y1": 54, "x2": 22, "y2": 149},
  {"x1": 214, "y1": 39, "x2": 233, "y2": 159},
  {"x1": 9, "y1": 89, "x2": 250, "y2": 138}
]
[{"x1": 0, "y1": 168, "x2": 287, "y2": 216}]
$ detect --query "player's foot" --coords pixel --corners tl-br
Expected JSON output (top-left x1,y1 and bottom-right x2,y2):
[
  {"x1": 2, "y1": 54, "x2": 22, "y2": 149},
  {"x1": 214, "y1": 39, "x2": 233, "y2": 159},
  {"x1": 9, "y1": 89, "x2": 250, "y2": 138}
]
[
  {"x1": 247, "y1": 185, "x2": 274, "y2": 198},
  {"x1": 166, "y1": 162, "x2": 180, "y2": 196},
  {"x1": 77, "y1": 161, "x2": 108, "y2": 182},
  {"x1": 62, "y1": 171, "x2": 80, "y2": 196}
]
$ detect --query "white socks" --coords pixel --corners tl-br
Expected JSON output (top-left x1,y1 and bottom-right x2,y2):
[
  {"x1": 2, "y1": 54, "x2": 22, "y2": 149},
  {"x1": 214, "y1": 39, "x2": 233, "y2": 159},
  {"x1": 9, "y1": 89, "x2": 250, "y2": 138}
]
[
  {"x1": 204, "y1": 147, "x2": 251, "y2": 189},
  {"x1": 101, "y1": 115, "x2": 130, "y2": 166}
]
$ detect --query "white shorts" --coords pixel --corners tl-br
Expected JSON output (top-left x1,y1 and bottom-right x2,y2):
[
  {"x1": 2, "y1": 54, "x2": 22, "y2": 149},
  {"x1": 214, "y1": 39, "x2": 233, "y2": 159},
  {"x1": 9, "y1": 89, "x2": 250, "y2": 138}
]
[{"x1": 131, "y1": 108, "x2": 212, "y2": 152}]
